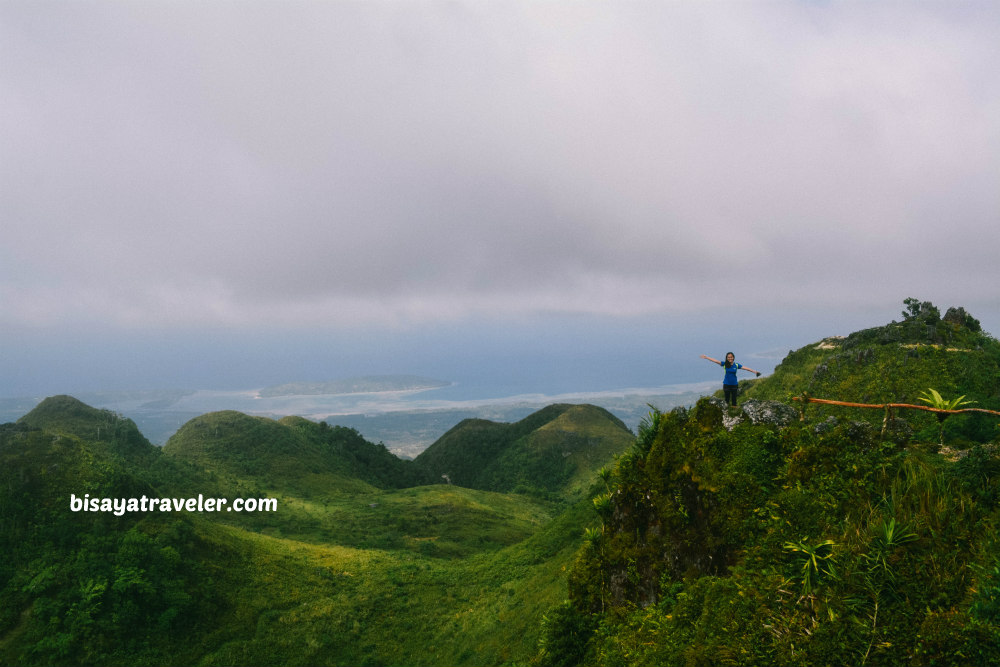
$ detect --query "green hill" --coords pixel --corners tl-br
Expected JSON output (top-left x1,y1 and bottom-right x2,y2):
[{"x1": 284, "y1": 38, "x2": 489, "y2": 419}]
[
  {"x1": 740, "y1": 299, "x2": 1000, "y2": 444},
  {"x1": 0, "y1": 419, "x2": 218, "y2": 666},
  {"x1": 163, "y1": 411, "x2": 435, "y2": 497},
  {"x1": 1, "y1": 398, "x2": 631, "y2": 666},
  {"x1": 415, "y1": 403, "x2": 634, "y2": 500},
  {"x1": 545, "y1": 301, "x2": 1000, "y2": 667},
  {"x1": 281, "y1": 415, "x2": 436, "y2": 489},
  {"x1": 1, "y1": 418, "x2": 517, "y2": 665},
  {"x1": 13, "y1": 301, "x2": 995, "y2": 667},
  {"x1": 18, "y1": 394, "x2": 160, "y2": 464}
]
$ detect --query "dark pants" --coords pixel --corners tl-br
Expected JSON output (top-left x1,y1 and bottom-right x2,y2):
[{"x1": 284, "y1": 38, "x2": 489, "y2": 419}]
[{"x1": 723, "y1": 384, "x2": 738, "y2": 406}]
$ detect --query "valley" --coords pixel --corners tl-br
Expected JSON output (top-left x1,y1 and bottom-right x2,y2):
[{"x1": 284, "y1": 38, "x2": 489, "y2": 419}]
[{"x1": 3, "y1": 301, "x2": 1000, "y2": 666}]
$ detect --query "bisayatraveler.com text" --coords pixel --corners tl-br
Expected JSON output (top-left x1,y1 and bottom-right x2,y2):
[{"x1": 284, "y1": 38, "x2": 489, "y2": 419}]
[{"x1": 70, "y1": 493, "x2": 278, "y2": 516}]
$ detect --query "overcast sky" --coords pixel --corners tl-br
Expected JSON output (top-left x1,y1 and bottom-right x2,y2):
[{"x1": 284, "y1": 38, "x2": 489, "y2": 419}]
[{"x1": 2, "y1": 1, "x2": 999, "y2": 397}]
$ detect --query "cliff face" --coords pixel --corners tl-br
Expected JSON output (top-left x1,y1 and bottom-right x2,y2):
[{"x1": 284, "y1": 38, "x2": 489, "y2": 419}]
[
  {"x1": 552, "y1": 304, "x2": 1000, "y2": 667},
  {"x1": 569, "y1": 398, "x2": 789, "y2": 612}
]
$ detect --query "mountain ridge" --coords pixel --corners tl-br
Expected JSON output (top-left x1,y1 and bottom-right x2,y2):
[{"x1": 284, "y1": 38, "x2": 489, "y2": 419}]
[
  {"x1": 740, "y1": 299, "x2": 1000, "y2": 443},
  {"x1": 550, "y1": 301, "x2": 1000, "y2": 666},
  {"x1": 2, "y1": 397, "x2": 619, "y2": 665}
]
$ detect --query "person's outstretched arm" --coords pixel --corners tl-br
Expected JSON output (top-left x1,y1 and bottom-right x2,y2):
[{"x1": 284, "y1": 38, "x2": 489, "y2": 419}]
[
  {"x1": 700, "y1": 354, "x2": 721, "y2": 365},
  {"x1": 741, "y1": 365, "x2": 762, "y2": 377}
]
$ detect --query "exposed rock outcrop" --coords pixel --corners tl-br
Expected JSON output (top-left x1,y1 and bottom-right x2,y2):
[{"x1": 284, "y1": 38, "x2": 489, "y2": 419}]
[{"x1": 705, "y1": 397, "x2": 799, "y2": 430}]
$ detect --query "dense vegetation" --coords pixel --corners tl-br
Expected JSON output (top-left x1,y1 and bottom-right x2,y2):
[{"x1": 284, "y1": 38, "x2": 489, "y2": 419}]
[
  {"x1": 164, "y1": 410, "x2": 437, "y2": 493},
  {"x1": 543, "y1": 301, "x2": 1000, "y2": 666},
  {"x1": 743, "y1": 299, "x2": 1000, "y2": 444},
  {"x1": 414, "y1": 404, "x2": 634, "y2": 500},
  {"x1": 0, "y1": 417, "x2": 217, "y2": 665},
  {"x1": 3, "y1": 299, "x2": 999, "y2": 666},
  {"x1": 0, "y1": 398, "x2": 631, "y2": 665}
]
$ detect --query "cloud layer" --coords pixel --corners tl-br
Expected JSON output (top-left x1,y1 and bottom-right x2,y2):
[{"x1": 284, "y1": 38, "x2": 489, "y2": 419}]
[{"x1": 3, "y1": 2, "x2": 999, "y2": 335}]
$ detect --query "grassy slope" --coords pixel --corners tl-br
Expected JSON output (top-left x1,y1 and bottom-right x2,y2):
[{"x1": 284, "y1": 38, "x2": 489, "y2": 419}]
[
  {"x1": 414, "y1": 404, "x2": 577, "y2": 489},
  {"x1": 742, "y1": 315, "x2": 1000, "y2": 443},
  {"x1": 17, "y1": 394, "x2": 161, "y2": 466},
  {"x1": 163, "y1": 411, "x2": 373, "y2": 495},
  {"x1": 552, "y1": 305, "x2": 1000, "y2": 667},
  {"x1": 1, "y1": 398, "x2": 624, "y2": 666},
  {"x1": 559, "y1": 398, "x2": 1000, "y2": 666},
  {"x1": 415, "y1": 404, "x2": 634, "y2": 500},
  {"x1": 187, "y1": 492, "x2": 593, "y2": 667}
]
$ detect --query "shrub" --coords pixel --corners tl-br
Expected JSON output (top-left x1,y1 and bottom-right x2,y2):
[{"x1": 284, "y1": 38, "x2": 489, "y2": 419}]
[{"x1": 536, "y1": 600, "x2": 597, "y2": 667}]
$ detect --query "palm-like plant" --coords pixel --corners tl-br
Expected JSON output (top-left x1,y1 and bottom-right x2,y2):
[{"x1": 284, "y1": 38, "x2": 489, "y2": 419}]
[
  {"x1": 783, "y1": 538, "x2": 837, "y2": 595},
  {"x1": 597, "y1": 466, "x2": 612, "y2": 493},
  {"x1": 917, "y1": 388, "x2": 975, "y2": 411},
  {"x1": 592, "y1": 492, "x2": 614, "y2": 530},
  {"x1": 863, "y1": 518, "x2": 917, "y2": 583},
  {"x1": 583, "y1": 526, "x2": 603, "y2": 546},
  {"x1": 636, "y1": 405, "x2": 662, "y2": 454},
  {"x1": 917, "y1": 388, "x2": 976, "y2": 444}
]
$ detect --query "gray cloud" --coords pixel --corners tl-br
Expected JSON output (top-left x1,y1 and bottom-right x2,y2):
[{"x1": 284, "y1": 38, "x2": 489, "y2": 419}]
[{"x1": 3, "y1": 1, "x2": 999, "y2": 334}]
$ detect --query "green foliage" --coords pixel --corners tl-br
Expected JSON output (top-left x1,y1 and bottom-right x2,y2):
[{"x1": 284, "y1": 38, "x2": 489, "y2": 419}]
[
  {"x1": 912, "y1": 611, "x2": 1000, "y2": 667},
  {"x1": 553, "y1": 303, "x2": 1000, "y2": 667},
  {"x1": 537, "y1": 600, "x2": 598, "y2": 667},
  {"x1": 2, "y1": 398, "x2": 625, "y2": 667},
  {"x1": 559, "y1": 397, "x2": 1000, "y2": 665},
  {"x1": 902, "y1": 297, "x2": 940, "y2": 324},
  {"x1": 917, "y1": 388, "x2": 977, "y2": 444},
  {"x1": 592, "y1": 492, "x2": 614, "y2": 525},
  {"x1": 860, "y1": 517, "x2": 916, "y2": 584},
  {"x1": 949, "y1": 444, "x2": 1000, "y2": 503},
  {"x1": 635, "y1": 404, "x2": 663, "y2": 454},
  {"x1": 783, "y1": 538, "x2": 837, "y2": 594},
  {"x1": 971, "y1": 562, "x2": 1000, "y2": 624},
  {"x1": 745, "y1": 299, "x2": 1000, "y2": 445},
  {"x1": 6, "y1": 301, "x2": 1000, "y2": 667},
  {"x1": 917, "y1": 387, "x2": 976, "y2": 411},
  {"x1": 287, "y1": 417, "x2": 437, "y2": 489},
  {"x1": 163, "y1": 410, "x2": 435, "y2": 496},
  {"x1": 413, "y1": 404, "x2": 634, "y2": 501}
]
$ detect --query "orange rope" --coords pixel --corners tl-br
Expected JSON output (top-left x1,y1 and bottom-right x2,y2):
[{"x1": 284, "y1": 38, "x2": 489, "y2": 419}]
[{"x1": 791, "y1": 395, "x2": 1000, "y2": 417}]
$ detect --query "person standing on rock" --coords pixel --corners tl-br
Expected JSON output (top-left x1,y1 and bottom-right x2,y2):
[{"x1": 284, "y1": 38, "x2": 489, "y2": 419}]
[{"x1": 700, "y1": 352, "x2": 761, "y2": 407}]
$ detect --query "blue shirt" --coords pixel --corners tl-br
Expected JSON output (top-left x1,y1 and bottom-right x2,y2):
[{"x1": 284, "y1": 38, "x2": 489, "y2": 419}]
[{"x1": 722, "y1": 361, "x2": 742, "y2": 385}]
